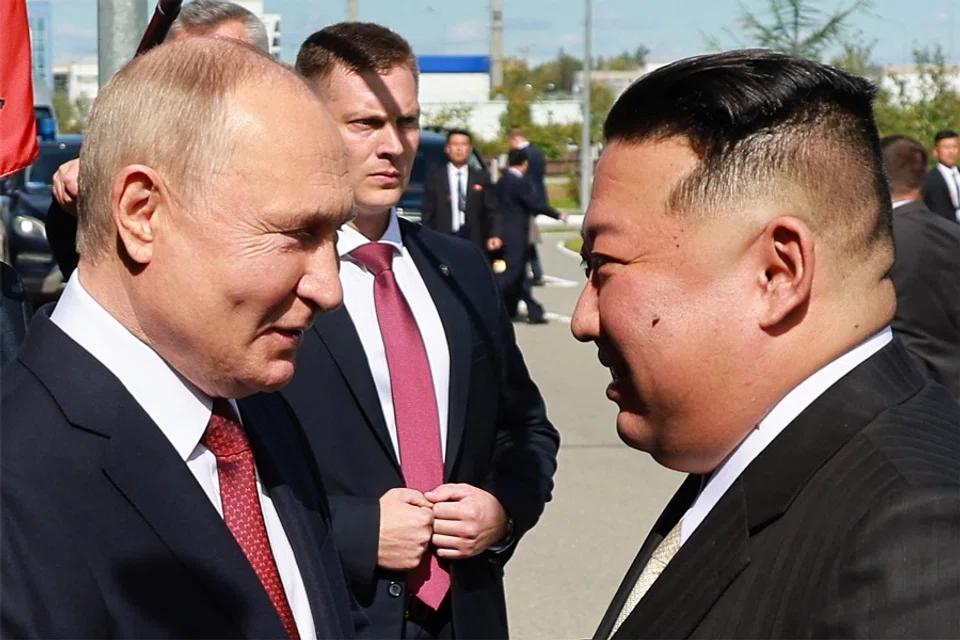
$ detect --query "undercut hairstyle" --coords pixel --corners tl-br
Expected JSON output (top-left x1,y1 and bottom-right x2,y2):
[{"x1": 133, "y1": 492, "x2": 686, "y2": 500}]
[
  {"x1": 295, "y1": 22, "x2": 419, "y2": 93},
  {"x1": 881, "y1": 135, "x2": 928, "y2": 196},
  {"x1": 508, "y1": 148, "x2": 528, "y2": 167},
  {"x1": 604, "y1": 49, "x2": 893, "y2": 278},
  {"x1": 447, "y1": 128, "x2": 472, "y2": 142},
  {"x1": 77, "y1": 38, "x2": 308, "y2": 259},
  {"x1": 934, "y1": 129, "x2": 959, "y2": 144},
  {"x1": 166, "y1": 0, "x2": 269, "y2": 52}
]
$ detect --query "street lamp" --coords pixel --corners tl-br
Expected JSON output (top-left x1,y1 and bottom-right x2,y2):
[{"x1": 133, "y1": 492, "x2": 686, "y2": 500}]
[{"x1": 579, "y1": 0, "x2": 592, "y2": 214}]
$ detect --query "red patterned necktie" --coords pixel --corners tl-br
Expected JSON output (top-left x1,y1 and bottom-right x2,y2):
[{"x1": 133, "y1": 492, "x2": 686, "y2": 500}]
[
  {"x1": 349, "y1": 242, "x2": 451, "y2": 610},
  {"x1": 203, "y1": 399, "x2": 300, "y2": 639}
]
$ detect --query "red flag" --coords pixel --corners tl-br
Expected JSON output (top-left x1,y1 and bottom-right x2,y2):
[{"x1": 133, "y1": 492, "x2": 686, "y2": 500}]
[{"x1": 0, "y1": 0, "x2": 40, "y2": 178}]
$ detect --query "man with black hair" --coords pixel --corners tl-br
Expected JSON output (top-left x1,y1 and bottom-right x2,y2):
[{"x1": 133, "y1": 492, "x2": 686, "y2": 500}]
[
  {"x1": 922, "y1": 129, "x2": 960, "y2": 223},
  {"x1": 496, "y1": 148, "x2": 566, "y2": 324},
  {"x1": 420, "y1": 129, "x2": 502, "y2": 253},
  {"x1": 575, "y1": 50, "x2": 960, "y2": 639},
  {"x1": 882, "y1": 135, "x2": 960, "y2": 399}
]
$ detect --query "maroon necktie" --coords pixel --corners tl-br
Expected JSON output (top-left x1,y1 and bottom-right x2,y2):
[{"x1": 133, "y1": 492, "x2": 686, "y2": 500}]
[
  {"x1": 349, "y1": 242, "x2": 451, "y2": 610},
  {"x1": 203, "y1": 399, "x2": 300, "y2": 639}
]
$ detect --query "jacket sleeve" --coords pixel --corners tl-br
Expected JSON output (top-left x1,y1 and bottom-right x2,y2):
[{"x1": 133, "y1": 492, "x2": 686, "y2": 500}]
[
  {"x1": 46, "y1": 201, "x2": 80, "y2": 281},
  {"x1": 482, "y1": 170, "x2": 503, "y2": 240},
  {"x1": 517, "y1": 178, "x2": 561, "y2": 220},
  {"x1": 922, "y1": 172, "x2": 957, "y2": 223}
]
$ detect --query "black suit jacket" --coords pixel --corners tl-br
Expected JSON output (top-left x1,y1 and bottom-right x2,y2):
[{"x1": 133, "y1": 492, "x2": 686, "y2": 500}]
[
  {"x1": 420, "y1": 164, "x2": 501, "y2": 248},
  {"x1": 522, "y1": 144, "x2": 548, "y2": 207},
  {"x1": 495, "y1": 171, "x2": 561, "y2": 283},
  {"x1": 0, "y1": 262, "x2": 30, "y2": 369},
  {"x1": 280, "y1": 219, "x2": 560, "y2": 639},
  {"x1": 1, "y1": 311, "x2": 364, "y2": 638},
  {"x1": 596, "y1": 340, "x2": 960, "y2": 639},
  {"x1": 922, "y1": 167, "x2": 959, "y2": 223},
  {"x1": 890, "y1": 200, "x2": 960, "y2": 399}
]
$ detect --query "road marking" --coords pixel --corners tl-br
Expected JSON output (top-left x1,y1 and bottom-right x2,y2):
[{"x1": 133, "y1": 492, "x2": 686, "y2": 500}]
[
  {"x1": 537, "y1": 274, "x2": 579, "y2": 288},
  {"x1": 517, "y1": 301, "x2": 573, "y2": 324},
  {"x1": 555, "y1": 239, "x2": 582, "y2": 261}
]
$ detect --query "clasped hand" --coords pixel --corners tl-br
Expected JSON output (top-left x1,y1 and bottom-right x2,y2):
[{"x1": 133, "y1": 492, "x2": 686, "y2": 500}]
[{"x1": 377, "y1": 484, "x2": 508, "y2": 571}]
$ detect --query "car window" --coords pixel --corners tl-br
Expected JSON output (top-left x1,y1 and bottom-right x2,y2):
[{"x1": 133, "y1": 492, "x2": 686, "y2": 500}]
[
  {"x1": 25, "y1": 145, "x2": 82, "y2": 186},
  {"x1": 410, "y1": 138, "x2": 448, "y2": 187}
]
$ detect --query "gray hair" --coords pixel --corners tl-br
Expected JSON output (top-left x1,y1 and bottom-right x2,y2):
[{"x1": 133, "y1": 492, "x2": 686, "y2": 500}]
[{"x1": 166, "y1": 1, "x2": 270, "y2": 53}]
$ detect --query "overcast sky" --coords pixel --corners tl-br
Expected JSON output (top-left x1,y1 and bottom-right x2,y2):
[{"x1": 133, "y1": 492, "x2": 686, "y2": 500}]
[{"x1": 43, "y1": 0, "x2": 958, "y2": 67}]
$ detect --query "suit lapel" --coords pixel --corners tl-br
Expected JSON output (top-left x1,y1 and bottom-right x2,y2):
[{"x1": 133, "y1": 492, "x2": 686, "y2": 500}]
[
  {"x1": 310, "y1": 306, "x2": 401, "y2": 472},
  {"x1": 240, "y1": 395, "x2": 342, "y2": 638},
  {"x1": 400, "y1": 221, "x2": 472, "y2": 479},
  {"x1": 594, "y1": 475, "x2": 701, "y2": 640},
  {"x1": 18, "y1": 316, "x2": 287, "y2": 639}
]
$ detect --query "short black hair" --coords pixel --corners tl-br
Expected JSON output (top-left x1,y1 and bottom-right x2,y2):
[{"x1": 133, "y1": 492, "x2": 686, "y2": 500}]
[
  {"x1": 881, "y1": 135, "x2": 928, "y2": 195},
  {"x1": 934, "y1": 129, "x2": 959, "y2": 144},
  {"x1": 295, "y1": 22, "x2": 419, "y2": 89},
  {"x1": 446, "y1": 128, "x2": 472, "y2": 142},
  {"x1": 603, "y1": 48, "x2": 892, "y2": 277},
  {"x1": 508, "y1": 148, "x2": 528, "y2": 167}
]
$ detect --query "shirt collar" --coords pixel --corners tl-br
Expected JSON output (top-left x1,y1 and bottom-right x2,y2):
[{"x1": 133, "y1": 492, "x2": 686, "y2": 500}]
[
  {"x1": 508, "y1": 167, "x2": 523, "y2": 177},
  {"x1": 892, "y1": 199, "x2": 915, "y2": 209},
  {"x1": 49, "y1": 271, "x2": 220, "y2": 461},
  {"x1": 447, "y1": 162, "x2": 467, "y2": 174},
  {"x1": 337, "y1": 208, "x2": 403, "y2": 258}
]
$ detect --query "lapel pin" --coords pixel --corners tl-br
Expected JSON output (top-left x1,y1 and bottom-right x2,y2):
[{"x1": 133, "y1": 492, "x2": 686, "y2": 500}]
[{"x1": 439, "y1": 264, "x2": 450, "y2": 276}]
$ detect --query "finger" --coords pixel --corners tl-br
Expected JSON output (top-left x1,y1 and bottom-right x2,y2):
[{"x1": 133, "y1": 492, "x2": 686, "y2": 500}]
[
  {"x1": 431, "y1": 533, "x2": 465, "y2": 551},
  {"x1": 431, "y1": 517, "x2": 470, "y2": 537},
  {"x1": 389, "y1": 488, "x2": 432, "y2": 507},
  {"x1": 436, "y1": 547, "x2": 469, "y2": 559},
  {"x1": 424, "y1": 483, "x2": 472, "y2": 503}
]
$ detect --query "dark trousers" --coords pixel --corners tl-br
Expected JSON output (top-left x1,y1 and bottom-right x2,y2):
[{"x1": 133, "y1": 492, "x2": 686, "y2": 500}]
[
  {"x1": 404, "y1": 597, "x2": 453, "y2": 639},
  {"x1": 528, "y1": 244, "x2": 544, "y2": 281},
  {"x1": 499, "y1": 259, "x2": 545, "y2": 322}
]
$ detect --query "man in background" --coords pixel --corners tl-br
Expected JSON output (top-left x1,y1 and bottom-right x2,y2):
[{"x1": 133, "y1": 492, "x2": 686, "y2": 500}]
[
  {"x1": 46, "y1": 0, "x2": 270, "y2": 281},
  {"x1": 420, "y1": 129, "x2": 502, "y2": 255},
  {"x1": 509, "y1": 128, "x2": 549, "y2": 285},
  {"x1": 576, "y1": 50, "x2": 959, "y2": 639},
  {"x1": 922, "y1": 129, "x2": 960, "y2": 223},
  {"x1": 882, "y1": 135, "x2": 960, "y2": 399},
  {"x1": 496, "y1": 148, "x2": 566, "y2": 325},
  {"x1": 2, "y1": 37, "x2": 360, "y2": 637}
]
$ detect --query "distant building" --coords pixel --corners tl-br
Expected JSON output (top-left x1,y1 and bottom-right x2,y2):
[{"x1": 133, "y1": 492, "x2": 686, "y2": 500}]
[
  {"x1": 53, "y1": 59, "x2": 99, "y2": 104},
  {"x1": 572, "y1": 63, "x2": 670, "y2": 98},
  {"x1": 878, "y1": 64, "x2": 960, "y2": 105},
  {"x1": 234, "y1": 1, "x2": 281, "y2": 59},
  {"x1": 27, "y1": 1, "x2": 53, "y2": 92},
  {"x1": 417, "y1": 55, "x2": 583, "y2": 141}
]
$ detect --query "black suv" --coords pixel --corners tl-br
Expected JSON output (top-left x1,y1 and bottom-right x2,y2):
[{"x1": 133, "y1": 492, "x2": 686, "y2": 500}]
[{"x1": 0, "y1": 135, "x2": 83, "y2": 300}]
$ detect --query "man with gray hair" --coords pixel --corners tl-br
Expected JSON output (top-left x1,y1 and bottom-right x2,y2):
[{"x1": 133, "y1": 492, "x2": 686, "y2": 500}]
[
  {"x1": 1, "y1": 37, "x2": 361, "y2": 638},
  {"x1": 47, "y1": 0, "x2": 269, "y2": 279}
]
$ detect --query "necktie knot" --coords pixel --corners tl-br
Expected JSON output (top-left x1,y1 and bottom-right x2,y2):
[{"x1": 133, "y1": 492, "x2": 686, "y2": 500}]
[
  {"x1": 350, "y1": 242, "x2": 395, "y2": 276},
  {"x1": 202, "y1": 398, "x2": 250, "y2": 458}
]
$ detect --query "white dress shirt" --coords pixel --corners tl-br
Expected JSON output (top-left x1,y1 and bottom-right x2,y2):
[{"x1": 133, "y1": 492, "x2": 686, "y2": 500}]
[
  {"x1": 446, "y1": 162, "x2": 469, "y2": 232},
  {"x1": 50, "y1": 273, "x2": 315, "y2": 639},
  {"x1": 935, "y1": 162, "x2": 960, "y2": 221},
  {"x1": 679, "y1": 327, "x2": 893, "y2": 546},
  {"x1": 338, "y1": 209, "x2": 452, "y2": 462}
]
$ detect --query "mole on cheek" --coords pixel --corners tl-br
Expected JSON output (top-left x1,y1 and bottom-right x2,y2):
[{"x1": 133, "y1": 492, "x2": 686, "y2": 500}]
[{"x1": 652, "y1": 316, "x2": 661, "y2": 327}]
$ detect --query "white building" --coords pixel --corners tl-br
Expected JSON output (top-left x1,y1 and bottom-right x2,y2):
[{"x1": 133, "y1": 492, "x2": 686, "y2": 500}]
[
  {"x1": 53, "y1": 59, "x2": 99, "y2": 104},
  {"x1": 877, "y1": 64, "x2": 960, "y2": 105},
  {"x1": 234, "y1": 0, "x2": 281, "y2": 59}
]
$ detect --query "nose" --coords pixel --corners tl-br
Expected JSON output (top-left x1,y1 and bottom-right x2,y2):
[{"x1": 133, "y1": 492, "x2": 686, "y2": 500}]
[
  {"x1": 571, "y1": 280, "x2": 600, "y2": 343},
  {"x1": 377, "y1": 123, "x2": 404, "y2": 159},
  {"x1": 298, "y1": 240, "x2": 343, "y2": 313}
]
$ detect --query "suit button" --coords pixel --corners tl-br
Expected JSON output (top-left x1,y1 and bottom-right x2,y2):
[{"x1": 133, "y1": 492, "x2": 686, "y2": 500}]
[{"x1": 388, "y1": 582, "x2": 403, "y2": 598}]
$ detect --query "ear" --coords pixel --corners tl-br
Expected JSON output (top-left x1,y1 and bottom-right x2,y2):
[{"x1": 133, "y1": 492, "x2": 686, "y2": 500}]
[
  {"x1": 754, "y1": 216, "x2": 815, "y2": 331},
  {"x1": 110, "y1": 165, "x2": 167, "y2": 266}
]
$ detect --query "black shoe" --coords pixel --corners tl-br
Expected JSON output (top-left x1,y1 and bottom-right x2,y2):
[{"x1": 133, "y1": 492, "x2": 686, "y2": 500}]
[
  {"x1": 531, "y1": 278, "x2": 545, "y2": 286},
  {"x1": 527, "y1": 316, "x2": 548, "y2": 325}
]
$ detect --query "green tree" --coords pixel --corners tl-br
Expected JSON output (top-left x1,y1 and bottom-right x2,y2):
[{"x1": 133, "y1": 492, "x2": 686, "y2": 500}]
[
  {"x1": 423, "y1": 104, "x2": 473, "y2": 131},
  {"x1": 709, "y1": 0, "x2": 873, "y2": 60},
  {"x1": 52, "y1": 89, "x2": 91, "y2": 133}
]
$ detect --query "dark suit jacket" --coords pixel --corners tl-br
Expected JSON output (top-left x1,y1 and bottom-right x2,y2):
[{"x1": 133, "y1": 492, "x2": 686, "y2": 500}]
[
  {"x1": 420, "y1": 164, "x2": 501, "y2": 249},
  {"x1": 922, "y1": 167, "x2": 959, "y2": 223},
  {"x1": 522, "y1": 144, "x2": 548, "y2": 207},
  {"x1": 1, "y1": 311, "x2": 364, "y2": 638},
  {"x1": 46, "y1": 200, "x2": 79, "y2": 280},
  {"x1": 280, "y1": 219, "x2": 560, "y2": 639},
  {"x1": 0, "y1": 262, "x2": 30, "y2": 369},
  {"x1": 890, "y1": 200, "x2": 960, "y2": 399},
  {"x1": 596, "y1": 340, "x2": 960, "y2": 639},
  {"x1": 495, "y1": 171, "x2": 561, "y2": 285}
]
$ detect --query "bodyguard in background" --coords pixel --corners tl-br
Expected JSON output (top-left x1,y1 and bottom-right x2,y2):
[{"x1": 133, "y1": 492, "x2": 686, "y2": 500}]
[
  {"x1": 421, "y1": 129, "x2": 502, "y2": 255},
  {"x1": 496, "y1": 149, "x2": 566, "y2": 325},
  {"x1": 922, "y1": 129, "x2": 960, "y2": 223},
  {"x1": 882, "y1": 135, "x2": 960, "y2": 399},
  {"x1": 508, "y1": 128, "x2": 549, "y2": 285}
]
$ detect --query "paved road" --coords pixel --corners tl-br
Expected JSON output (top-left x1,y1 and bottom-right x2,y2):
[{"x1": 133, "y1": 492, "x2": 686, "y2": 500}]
[{"x1": 503, "y1": 231, "x2": 684, "y2": 639}]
